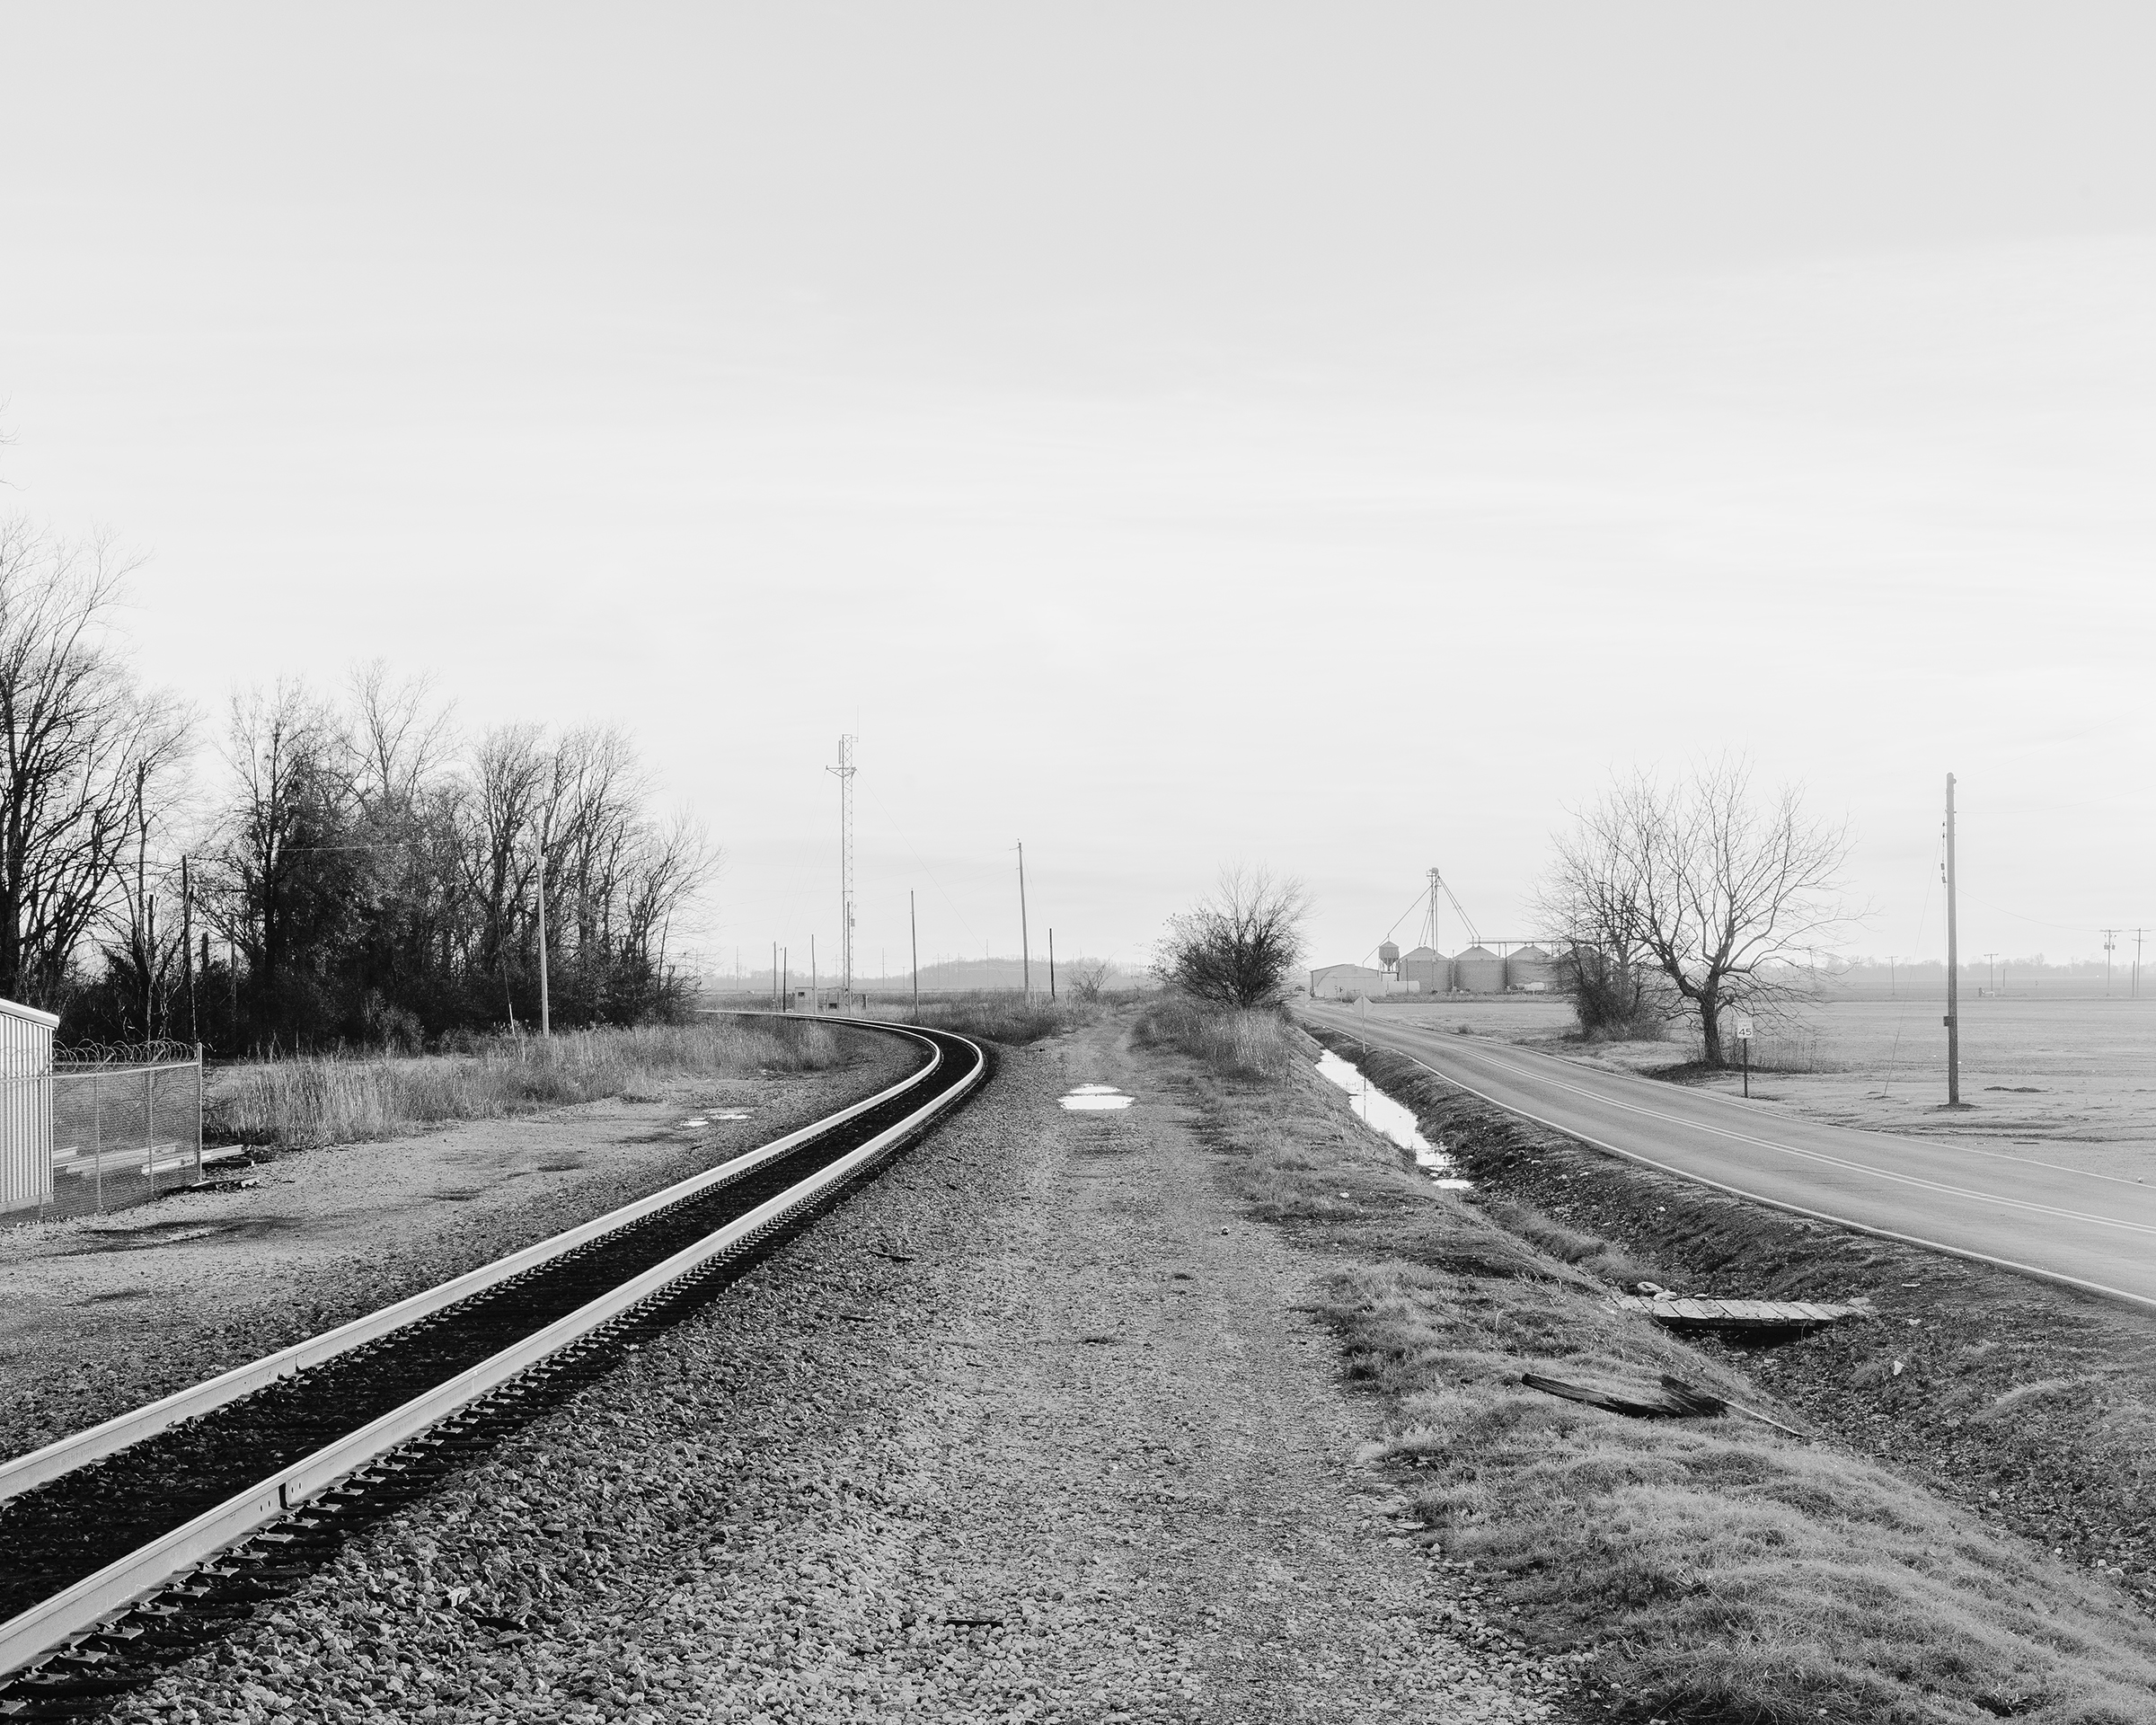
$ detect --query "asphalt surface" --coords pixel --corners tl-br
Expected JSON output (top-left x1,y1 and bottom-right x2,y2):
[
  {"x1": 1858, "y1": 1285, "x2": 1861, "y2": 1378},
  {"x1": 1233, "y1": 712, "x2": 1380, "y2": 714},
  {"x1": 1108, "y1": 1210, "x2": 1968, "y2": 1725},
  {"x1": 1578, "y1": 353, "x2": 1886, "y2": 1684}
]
[{"x1": 1299, "y1": 1003, "x2": 2156, "y2": 1310}]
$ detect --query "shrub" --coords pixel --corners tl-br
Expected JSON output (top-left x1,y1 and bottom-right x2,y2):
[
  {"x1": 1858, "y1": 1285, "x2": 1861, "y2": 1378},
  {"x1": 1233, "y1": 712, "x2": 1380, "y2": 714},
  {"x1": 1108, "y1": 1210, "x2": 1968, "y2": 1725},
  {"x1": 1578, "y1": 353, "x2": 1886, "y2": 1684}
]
[{"x1": 1153, "y1": 868, "x2": 1311, "y2": 1008}]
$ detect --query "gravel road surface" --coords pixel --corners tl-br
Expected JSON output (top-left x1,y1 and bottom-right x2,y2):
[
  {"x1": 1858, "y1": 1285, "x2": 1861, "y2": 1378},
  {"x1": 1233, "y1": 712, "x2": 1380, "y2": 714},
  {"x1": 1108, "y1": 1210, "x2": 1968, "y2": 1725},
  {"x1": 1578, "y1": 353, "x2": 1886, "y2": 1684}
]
[{"x1": 103, "y1": 1024, "x2": 1560, "y2": 1723}]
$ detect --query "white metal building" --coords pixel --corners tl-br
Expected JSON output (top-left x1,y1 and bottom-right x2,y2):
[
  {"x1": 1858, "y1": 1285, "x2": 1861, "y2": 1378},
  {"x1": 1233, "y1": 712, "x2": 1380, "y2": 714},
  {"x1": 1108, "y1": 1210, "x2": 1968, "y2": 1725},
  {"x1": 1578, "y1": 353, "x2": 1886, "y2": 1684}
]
[
  {"x1": 1310, "y1": 963, "x2": 1399, "y2": 1000},
  {"x1": 0, "y1": 997, "x2": 57, "y2": 1215}
]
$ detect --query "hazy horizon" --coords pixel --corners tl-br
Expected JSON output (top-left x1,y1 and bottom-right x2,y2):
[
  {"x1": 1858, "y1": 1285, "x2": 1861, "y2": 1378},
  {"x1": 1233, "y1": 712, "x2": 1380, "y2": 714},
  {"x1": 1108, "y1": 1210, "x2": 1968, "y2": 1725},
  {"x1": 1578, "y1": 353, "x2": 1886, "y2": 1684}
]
[{"x1": 4, "y1": 4, "x2": 2150, "y2": 977}]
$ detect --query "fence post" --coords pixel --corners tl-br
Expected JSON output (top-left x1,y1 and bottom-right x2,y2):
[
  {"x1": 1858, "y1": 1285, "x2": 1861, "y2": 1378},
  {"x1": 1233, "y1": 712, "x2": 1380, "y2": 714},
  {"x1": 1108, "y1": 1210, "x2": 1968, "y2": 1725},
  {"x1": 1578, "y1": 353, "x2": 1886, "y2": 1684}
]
[
  {"x1": 194, "y1": 1048, "x2": 204, "y2": 1181},
  {"x1": 92, "y1": 1070, "x2": 102, "y2": 1215}
]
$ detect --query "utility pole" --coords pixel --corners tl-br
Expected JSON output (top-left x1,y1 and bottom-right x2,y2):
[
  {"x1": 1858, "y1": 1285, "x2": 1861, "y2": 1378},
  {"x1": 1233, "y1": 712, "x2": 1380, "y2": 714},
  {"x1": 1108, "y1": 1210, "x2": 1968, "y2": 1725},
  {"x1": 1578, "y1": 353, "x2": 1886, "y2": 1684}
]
[
  {"x1": 910, "y1": 890, "x2": 919, "y2": 1019},
  {"x1": 772, "y1": 941, "x2": 780, "y2": 1012},
  {"x1": 1944, "y1": 773, "x2": 1961, "y2": 1106},
  {"x1": 181, "y1": 854, "x2": 197, "y2": 1048},
  {"x1": 1983, "y1": 952, "x2": 1999, "y2": 996},
  {"x1": 1048, "y1": 929, "x2": 1056, "y2": 1002},
  {"x1": 1018, "y1": 841, "x2": 1031, "y2": 998},
  {"x1": 811, "y1": 935, "x2": 818, "y2": 1014},
  {"x1": 2135, "y1": 928, "x2": 2146, "y2": 999},
  {"x1": 2101, "y1": 928, "x2": 2120, "y2": 998},
  {"x1": 782, "y1": 947, "x2": 789, "y2": 1012},
  {"x1": 535, "y1": 814, "x2": 552, "y2": 1039},
  {"x1": 827, "y1": 737, "x2": 856, "y2": 1011}
]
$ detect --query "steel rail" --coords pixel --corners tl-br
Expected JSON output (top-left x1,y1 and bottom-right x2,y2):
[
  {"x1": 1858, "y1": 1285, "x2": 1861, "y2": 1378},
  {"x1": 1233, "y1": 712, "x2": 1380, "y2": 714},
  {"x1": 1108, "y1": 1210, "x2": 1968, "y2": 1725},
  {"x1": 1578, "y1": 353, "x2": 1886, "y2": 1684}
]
[
  {"x1": 0, "y1": 1017, "x2": 982, "y2": 1685},
  {"x1": 0, "y1": 1014, "x2": 946, "y2": 1508}
]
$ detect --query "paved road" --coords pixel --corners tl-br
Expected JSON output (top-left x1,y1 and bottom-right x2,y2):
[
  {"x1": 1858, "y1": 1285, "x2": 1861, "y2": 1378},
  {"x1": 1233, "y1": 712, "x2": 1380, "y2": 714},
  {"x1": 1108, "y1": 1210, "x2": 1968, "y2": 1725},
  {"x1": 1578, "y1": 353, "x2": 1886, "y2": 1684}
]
[{"x1": 1299, "y1": 1003, "x2": 2156, "y2": 1311}]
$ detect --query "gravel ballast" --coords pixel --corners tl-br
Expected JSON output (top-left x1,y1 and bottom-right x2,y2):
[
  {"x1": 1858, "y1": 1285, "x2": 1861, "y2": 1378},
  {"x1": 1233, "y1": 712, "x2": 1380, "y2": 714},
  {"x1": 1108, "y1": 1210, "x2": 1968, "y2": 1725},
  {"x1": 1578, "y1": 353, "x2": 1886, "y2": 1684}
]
[
  {"x1": 0, "y1": 1035, "x2": 911, "y2": 1464},
  {"x1": 99, "y1": 1024, "x2": 1560, "y2": 1723}
]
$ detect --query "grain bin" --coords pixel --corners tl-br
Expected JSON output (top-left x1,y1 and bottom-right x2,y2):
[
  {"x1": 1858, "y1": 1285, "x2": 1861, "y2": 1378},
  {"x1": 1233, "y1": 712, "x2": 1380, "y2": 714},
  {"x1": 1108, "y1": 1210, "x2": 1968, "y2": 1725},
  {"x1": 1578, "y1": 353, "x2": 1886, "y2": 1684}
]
[
  {"x1": 1453, "y1": 945, "x2": 1505, "y2": 993},
  {"x1": 1401, "y1": 946, "x2": 1450, "y2": 994},
  {"x1": 1506, "y1": 944, "x2": 1556, "y2": 991},
  {"x1": 0, "y1": 996, "x2": 57, "y2": 1215}
]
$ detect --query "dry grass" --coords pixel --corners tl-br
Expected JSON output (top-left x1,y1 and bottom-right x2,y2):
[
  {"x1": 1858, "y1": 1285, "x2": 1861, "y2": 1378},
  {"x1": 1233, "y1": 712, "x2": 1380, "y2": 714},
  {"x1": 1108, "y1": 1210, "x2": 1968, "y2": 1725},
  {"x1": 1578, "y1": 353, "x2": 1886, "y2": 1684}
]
[
  {"x1": 1132, "y1": 994, "x2": 1298, "y2": 1083},
  {"x1": 875, "y1": 991, "x2": 1099, "y2": 1046},
  {"x1": 1152, "y1": 1013, "x2": 2156, "y2": 1724},
  {"x1": 213, "y1": 1018, "x2": 846, "y2": 1151}
]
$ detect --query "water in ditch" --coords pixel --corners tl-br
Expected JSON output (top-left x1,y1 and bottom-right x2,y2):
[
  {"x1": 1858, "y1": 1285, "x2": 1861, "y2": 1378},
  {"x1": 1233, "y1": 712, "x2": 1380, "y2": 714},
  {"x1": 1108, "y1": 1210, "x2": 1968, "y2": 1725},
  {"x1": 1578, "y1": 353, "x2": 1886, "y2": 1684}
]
[{"x1": 1313, "y1": 1049, "x2": 1471, "y2": 1189}]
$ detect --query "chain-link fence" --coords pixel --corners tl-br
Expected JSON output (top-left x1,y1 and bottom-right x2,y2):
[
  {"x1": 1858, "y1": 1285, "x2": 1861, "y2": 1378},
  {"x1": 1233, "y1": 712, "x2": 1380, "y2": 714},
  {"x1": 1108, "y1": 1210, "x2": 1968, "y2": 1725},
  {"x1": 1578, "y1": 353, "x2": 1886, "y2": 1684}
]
[{"x1": 2, "y1": 1057, "x2": 207, "y2": 1224}]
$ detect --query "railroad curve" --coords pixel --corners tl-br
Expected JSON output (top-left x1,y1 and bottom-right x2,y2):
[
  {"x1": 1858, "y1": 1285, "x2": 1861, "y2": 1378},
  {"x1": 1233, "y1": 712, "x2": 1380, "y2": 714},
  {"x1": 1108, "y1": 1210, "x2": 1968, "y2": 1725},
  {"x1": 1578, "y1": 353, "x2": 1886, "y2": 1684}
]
[{"x1": 0, "y1": 1016, "x2": 983, "y2": 1713}]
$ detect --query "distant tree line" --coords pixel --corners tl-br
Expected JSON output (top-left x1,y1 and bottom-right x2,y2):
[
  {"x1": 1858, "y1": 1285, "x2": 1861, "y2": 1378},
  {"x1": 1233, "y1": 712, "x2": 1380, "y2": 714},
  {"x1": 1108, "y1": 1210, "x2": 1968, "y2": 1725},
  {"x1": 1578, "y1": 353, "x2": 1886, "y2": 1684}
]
[{"x1": 0, "y1": 519, "x2": 712, "y2": 1051}]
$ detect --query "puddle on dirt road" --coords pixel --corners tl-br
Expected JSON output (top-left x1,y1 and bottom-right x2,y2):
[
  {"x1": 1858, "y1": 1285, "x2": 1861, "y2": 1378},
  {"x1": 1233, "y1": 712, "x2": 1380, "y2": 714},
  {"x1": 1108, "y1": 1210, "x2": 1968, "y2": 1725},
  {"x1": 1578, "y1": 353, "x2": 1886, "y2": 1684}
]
[
  {"x1": 1314, "y1": 1050, "x2": 1472, "y2": 1189},
  {"x1": 1060, "y1": 1084, "x2": 1135, "y2": 1111}
]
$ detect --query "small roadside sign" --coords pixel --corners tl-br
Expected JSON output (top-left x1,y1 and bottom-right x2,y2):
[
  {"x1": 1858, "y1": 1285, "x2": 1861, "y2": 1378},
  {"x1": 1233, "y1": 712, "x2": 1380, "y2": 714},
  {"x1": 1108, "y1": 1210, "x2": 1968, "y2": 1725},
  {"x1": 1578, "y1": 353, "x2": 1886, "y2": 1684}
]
[{"x1": 1735, "y1": 1016, "x2": 1754, "y2": 1040}]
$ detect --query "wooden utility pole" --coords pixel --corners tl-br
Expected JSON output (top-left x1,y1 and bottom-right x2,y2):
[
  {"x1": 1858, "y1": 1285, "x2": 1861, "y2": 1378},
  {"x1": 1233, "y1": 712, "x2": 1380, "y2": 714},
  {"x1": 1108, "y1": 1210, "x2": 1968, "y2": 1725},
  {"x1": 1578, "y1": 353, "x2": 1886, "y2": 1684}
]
[
  {"x1": 910, "y1": 891, "x2": 919, "y2": 1018},
  {"x1": 1945, "y1": 773, "x2": 1961, "y2": 1106},
  {"x1": 811, "y1": 935, "x2": 818, "y2": 1014},
  {"x1": 535, "y1": 834, "x2": 552, "y2": 1039},
  {"x1": 1048, "y1": 928, "x2": 1056, "y2": 1002},
  {"x1": 181, "y1": 854, "x2": 197, "y2": 1048},
  {"x1": 1018, "y1": 841, "x2": 1031, "y2": 998},
  {"x1": 772, "y1": 941, "x2": 780, "y2": 1012}
]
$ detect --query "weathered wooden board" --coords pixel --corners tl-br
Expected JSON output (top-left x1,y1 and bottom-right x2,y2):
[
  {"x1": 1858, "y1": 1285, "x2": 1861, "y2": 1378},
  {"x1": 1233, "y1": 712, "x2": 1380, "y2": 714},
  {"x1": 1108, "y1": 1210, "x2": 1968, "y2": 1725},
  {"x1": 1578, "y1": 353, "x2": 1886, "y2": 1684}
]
[{"x1": 1614, "y1": 1295, "x2": 1864, "y2": 1331}]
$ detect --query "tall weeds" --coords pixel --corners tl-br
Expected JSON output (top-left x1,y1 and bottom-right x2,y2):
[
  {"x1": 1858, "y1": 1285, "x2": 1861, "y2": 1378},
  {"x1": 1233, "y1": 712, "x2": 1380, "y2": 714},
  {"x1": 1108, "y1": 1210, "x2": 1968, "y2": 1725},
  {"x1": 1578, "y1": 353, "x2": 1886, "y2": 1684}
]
[
  {"x1": 1132, "y1": 994, "x2": 1297, "y2": 1084},
  {"x1": 214, "y1": 1019, "x2": 844, "y2": 1151}
]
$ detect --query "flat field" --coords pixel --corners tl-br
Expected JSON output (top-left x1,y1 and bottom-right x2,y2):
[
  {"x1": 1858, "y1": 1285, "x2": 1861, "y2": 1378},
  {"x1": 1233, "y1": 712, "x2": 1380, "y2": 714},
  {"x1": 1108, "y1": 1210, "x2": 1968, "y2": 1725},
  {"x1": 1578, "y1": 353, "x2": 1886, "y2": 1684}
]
[{"x1": 1355, "y1": 993, "x2": 2156, "y2": 1174}]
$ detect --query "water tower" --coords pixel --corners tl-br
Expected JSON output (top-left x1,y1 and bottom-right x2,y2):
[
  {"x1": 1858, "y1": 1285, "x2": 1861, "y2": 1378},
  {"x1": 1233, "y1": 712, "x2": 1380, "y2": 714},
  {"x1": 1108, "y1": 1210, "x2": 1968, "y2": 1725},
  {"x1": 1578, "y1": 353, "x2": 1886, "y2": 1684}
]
[{"x1": 1378, "y1": 941, "x2": 1400, "y2": 973}]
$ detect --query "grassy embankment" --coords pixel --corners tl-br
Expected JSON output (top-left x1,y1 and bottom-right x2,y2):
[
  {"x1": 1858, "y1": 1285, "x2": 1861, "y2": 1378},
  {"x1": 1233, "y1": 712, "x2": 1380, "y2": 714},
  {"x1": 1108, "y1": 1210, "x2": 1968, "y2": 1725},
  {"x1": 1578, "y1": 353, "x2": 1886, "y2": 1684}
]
[
  {"x1": 214, "y1": 1019, "x2": 846, "y2": 1152},
  {"x1": 1141, "y1": 996, "x2": 2156, "y2": 1724},
  {"x1": 1322, "y1": 1029, "x2": 2156, "y2": 1625}
]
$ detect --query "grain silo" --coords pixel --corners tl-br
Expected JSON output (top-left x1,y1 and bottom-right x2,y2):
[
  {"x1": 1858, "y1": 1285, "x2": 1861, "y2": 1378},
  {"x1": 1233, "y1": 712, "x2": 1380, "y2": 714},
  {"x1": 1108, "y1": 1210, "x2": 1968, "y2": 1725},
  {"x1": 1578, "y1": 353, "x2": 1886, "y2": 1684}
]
[
  {"x1": 1401, "y1": 946, "x2": 1450, "y2": 994},
  {"x1": 1506, "y1": 943, "x2": 1556, "y2": 992},
  {"x1": 1452, "y1": 944, "x2": 1505, "y2": 993}
]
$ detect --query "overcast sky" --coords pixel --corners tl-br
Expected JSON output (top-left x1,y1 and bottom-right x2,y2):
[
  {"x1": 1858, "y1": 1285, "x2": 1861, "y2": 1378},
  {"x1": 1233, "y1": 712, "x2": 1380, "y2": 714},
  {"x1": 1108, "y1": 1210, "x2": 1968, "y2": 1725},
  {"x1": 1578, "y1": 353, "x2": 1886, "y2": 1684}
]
[{"x1": 3, "y1": 4, "x2": 2151, "y2": 977}]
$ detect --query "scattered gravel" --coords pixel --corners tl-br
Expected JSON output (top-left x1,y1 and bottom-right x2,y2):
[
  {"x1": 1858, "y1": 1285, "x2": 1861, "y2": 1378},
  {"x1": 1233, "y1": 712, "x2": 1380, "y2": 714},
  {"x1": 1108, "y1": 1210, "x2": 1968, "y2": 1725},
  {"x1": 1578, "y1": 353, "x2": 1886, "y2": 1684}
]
[
  {"x1": 0, "y1": 1036, "x2": 911, "y2": 1464},
  {"x1": 102, "y1": 1022, "x2": 1563, "y2": 1723}
]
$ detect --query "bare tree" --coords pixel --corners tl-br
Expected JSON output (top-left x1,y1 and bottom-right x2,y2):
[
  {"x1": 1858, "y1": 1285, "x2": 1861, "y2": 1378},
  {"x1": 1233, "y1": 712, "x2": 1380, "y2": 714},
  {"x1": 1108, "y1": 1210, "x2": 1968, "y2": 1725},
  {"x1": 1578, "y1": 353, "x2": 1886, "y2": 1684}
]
[
  {"x1": 0, "y1": 521, "x2": 191, "y2": 1007},
  {"x1": 212, "y1": 680, "x2": 358, "y2": 1022},
  {"x1": 1544, "y1": 758, "x2": 1853, "y2": 1066},
  {"x1": 1155, "y1": 868, "x2": 1312, "y2": 1008},
  {"x1": 99, "y1": 735, "x2": 196, "y2": 1041}
]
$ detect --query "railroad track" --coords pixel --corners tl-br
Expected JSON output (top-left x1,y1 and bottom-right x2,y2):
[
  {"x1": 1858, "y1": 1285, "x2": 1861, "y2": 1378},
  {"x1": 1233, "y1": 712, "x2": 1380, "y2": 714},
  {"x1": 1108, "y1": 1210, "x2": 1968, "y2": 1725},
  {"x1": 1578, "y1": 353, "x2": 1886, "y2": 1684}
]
[{"x1": 0, "y1": 1016, "x2": 983, "y2": 1719}]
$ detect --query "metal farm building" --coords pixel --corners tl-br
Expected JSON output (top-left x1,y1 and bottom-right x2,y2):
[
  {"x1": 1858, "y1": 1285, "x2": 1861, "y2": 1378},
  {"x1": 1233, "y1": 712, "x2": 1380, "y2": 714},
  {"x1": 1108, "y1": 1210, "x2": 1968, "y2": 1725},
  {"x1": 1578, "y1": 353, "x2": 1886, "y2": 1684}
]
[
  {"x1": 1506, "y1": 943, "x2": 1557, "y2": 991},
  {"x1": 0, "y1": 998, "x2": 57, "y2": 1215}
]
